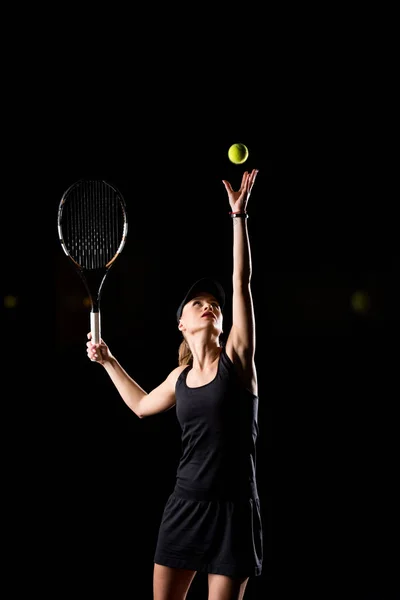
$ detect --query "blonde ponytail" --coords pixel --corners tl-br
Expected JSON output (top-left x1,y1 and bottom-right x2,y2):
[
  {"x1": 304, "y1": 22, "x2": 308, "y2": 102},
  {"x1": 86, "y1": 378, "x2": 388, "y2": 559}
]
[{"x1": 178, "y1": 338, "x2": 193, "y2": 367}]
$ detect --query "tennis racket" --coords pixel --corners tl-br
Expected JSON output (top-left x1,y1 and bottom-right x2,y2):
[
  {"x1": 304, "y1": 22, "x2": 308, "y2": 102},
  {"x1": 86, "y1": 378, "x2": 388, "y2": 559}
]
[{"x1": 57, "y1": 179, "x2": 128, "y2": 344}]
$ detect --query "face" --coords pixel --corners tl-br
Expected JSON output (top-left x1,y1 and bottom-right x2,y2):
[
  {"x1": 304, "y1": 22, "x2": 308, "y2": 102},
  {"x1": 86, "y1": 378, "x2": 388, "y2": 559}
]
[{"x1": 179, "y1": 293, "x2": 223, "y2": 333}]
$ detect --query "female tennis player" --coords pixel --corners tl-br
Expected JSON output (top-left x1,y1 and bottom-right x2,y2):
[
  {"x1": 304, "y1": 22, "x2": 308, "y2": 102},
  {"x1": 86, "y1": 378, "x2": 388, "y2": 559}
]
[{"x1": 86, "y1": 168, "x2": 263, "y2": 600}]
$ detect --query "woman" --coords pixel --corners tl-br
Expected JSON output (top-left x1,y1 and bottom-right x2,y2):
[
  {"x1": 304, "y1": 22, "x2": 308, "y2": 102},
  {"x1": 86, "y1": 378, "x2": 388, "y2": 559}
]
[{"x1": 86, "y1": 168, "x2": 262, "y2": 600}]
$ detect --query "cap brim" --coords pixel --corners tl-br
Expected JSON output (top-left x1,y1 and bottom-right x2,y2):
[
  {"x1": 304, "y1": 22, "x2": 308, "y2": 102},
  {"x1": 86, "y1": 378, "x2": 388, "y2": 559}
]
[{"x1": 176, "y1": 278, "x2": 225, "y2": 321}]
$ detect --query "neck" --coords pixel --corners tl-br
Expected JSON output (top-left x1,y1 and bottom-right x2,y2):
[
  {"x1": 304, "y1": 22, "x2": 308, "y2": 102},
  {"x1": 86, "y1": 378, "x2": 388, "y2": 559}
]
[{"x1": 188, "y1": 338, "x2": 222, "y2": 370}]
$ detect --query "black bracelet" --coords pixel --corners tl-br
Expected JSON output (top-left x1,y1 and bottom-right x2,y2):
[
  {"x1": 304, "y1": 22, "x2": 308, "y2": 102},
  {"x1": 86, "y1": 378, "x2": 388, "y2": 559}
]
[{"x1": 230, "y1": 212, "x2": 248, "y2": 219}]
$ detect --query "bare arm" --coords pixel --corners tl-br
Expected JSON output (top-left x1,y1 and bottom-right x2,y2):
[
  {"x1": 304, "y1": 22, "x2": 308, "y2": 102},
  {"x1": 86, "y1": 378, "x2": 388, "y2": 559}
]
[
  {"x1": 86, "y1": 333, "x2": 185, "y2": 418},
  {"x1": 222, "y1": 169, "x2": 258, "y2": 394}
]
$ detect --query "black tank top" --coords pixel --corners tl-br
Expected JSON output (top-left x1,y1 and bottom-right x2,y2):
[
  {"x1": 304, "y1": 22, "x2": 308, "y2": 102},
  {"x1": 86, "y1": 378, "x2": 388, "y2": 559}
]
[{"x1": 174, "y1": 347, "x2": 259, "y2": 501}]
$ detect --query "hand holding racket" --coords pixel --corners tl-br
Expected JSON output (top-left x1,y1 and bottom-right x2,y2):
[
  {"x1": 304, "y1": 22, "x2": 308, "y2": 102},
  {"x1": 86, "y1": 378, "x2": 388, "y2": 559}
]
[
  {"x1": 86, "y1": 334, "x2": 111, "y2": 365},
  {"x1": 57, "y1": 179, "x2": 128, "y2": 344}
]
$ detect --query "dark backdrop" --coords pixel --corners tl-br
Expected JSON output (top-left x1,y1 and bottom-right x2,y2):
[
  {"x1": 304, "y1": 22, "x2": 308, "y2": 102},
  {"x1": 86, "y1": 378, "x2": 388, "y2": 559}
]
[{"x1": 3, "y1": 115, "x2": 398, "y2": 598}]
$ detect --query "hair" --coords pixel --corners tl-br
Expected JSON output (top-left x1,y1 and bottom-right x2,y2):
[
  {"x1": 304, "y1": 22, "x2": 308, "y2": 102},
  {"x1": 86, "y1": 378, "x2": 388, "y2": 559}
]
[{"x1": 178, "y1": 338, "x2": 193, "y2": 367}]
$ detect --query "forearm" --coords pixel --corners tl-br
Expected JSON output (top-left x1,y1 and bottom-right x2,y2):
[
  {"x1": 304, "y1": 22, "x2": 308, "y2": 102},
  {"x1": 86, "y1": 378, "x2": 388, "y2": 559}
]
[
  {"x1": 232, "y1": 216, "x2": 252, "y2": 284},
  {"x1": 102, "y1": 356, "x2": 147, "y2": 417}
]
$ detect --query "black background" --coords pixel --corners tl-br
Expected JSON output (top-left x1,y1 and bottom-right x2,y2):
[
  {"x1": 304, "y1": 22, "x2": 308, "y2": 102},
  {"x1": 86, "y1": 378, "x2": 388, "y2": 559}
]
[{"x1": 2, "y1": 74, "x2": 398, "y2": 597}]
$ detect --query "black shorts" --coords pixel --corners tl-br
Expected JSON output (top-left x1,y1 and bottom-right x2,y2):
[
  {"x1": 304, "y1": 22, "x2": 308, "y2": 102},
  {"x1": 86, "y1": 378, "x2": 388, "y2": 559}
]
[{"x1": 154, "y1": 491, "x2": 263, "y2": 578}]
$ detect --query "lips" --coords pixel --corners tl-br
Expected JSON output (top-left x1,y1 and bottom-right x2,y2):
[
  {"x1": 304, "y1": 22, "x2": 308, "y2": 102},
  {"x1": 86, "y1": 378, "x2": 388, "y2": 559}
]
[{"x1": 202, "y1": 312, "x2": 215, "y2": 319}]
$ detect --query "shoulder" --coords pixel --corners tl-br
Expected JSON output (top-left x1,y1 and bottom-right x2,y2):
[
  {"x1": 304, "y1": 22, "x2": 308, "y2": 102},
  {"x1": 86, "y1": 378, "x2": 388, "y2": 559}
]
[{"x1": 166, "y1": 364, "x2": 189, "y2": 386}]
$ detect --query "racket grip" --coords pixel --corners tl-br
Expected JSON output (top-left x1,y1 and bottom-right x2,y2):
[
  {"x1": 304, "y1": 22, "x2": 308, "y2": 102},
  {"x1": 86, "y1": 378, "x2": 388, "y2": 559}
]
[{"x1": 91, "y1": 311, "x2": 101, "y2": 344}]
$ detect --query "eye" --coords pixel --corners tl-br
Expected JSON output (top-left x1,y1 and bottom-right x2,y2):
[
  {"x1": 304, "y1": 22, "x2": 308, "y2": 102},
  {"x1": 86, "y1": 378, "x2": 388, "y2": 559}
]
[{"x1": 193, "y1": 300, "x2": 201, "y2": 306}]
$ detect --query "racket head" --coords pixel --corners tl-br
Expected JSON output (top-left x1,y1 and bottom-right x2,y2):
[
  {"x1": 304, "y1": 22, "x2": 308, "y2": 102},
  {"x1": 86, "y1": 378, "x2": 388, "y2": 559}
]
[
  {"x1": 57, "y1": 179, "x2": 128, "y2": 343},
  {"x1": 57, "y1": 179, "x2": 128, "y2": 270}
]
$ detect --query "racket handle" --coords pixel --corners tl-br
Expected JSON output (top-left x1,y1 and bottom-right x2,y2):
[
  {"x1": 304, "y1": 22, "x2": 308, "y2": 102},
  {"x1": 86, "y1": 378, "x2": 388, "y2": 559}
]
[{"x1": 91, "y1": 311, "x2": 101, "y2": 345}]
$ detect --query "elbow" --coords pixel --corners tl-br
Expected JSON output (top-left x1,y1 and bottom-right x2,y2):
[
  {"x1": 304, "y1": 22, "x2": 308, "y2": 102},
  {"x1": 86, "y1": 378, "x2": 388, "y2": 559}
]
[
  {"x1": 136, "y1": 407, "x2": 145, "y2": 419},
  {"x1": 130, "y1": 396, "x2": 147, "y2": 419},
  {"x1": 232, "y1": 277, "x2": 252, "y2": 290},
  {"x1": 233, "y1": 266, "x2": 252, "y2": 281},
  {"x1": 127, "y1": 404, "x2": 145, "y2": 419}
]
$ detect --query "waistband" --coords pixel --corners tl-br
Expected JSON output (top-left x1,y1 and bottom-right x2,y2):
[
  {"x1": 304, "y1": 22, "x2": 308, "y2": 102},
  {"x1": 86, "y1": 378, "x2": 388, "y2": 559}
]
[{"x1": 173, "y1": 482, "x2": 259, "y2": 502}]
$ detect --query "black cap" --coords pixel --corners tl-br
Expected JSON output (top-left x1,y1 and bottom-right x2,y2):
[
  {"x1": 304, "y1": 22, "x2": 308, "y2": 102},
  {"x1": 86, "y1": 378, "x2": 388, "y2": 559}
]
[{"x1": 176, "y1": 278, "x2": 225, "y2": 322}]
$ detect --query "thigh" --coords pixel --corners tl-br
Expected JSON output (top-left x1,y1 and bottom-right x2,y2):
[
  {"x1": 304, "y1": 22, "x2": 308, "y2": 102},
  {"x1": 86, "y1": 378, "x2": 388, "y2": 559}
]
[
  {"x1": 208, "y1": 573, "x2": 249, "y2": 600},
  {"x1": 153, "y1": 563, "x2": 196, "y2": 600}
]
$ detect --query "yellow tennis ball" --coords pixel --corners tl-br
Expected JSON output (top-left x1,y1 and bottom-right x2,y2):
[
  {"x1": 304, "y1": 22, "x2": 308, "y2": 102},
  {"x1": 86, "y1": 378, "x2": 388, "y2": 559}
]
[{"x1": 228, "y1": 143, "x2": 249, "y2": 164}]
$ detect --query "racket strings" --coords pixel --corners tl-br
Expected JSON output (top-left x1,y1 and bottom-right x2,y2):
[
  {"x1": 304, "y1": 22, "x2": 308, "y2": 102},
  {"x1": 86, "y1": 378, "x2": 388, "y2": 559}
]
[{"x1": 60, "y1": 181, "x2": 127, "y2": 270}]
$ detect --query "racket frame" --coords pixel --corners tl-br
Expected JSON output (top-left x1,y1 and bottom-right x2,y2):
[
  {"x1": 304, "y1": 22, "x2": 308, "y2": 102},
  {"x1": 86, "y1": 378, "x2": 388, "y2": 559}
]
[{"x1": 57, "y1": 179, "x2": 128, "y2": 344}]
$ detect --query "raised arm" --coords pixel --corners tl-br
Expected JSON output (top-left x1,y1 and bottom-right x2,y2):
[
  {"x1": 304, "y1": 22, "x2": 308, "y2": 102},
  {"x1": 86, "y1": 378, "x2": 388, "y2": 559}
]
[{"x1": 222, "y1": 169, "x2": 258, "y2": 394}]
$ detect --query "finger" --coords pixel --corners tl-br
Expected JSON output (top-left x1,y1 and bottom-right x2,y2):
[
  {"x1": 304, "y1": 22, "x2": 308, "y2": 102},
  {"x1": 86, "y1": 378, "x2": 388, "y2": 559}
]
[
  {"x1": 222, "y1": 180, "x2": 233, "y2": 193},
  {"x1": 240, "y1": 171, "x2": 249, "y2": 188},
  {"x1": 249, "y1": 169, "x2": 258, "y2": 188}
]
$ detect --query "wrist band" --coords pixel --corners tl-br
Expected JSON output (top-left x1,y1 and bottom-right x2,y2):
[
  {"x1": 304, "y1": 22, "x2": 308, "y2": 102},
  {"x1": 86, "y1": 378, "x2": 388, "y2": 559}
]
[{"x1": 229, "y1": 211, "x2": 248, "y2": 219}]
